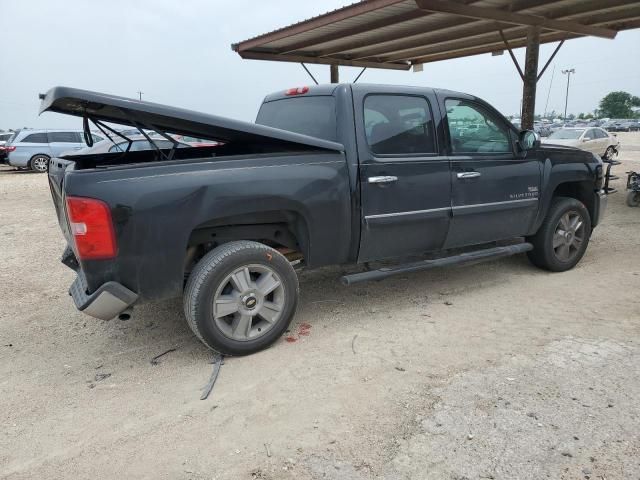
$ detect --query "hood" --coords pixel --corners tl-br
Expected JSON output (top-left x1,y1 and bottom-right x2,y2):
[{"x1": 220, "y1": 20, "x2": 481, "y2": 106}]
[{"x1": 39, "y1": 86, "x2": 344, "y2": 152}]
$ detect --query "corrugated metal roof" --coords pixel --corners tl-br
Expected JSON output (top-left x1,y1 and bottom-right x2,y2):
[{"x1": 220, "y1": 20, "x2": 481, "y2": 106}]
[{"x1": 232, "y1": 0, "x2": 640, "y2": 70}]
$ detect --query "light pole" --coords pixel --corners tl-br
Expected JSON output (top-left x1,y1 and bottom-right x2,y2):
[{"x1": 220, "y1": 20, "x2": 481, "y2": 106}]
[
  {"x1": 137, "y1": 90, "x2": 144, "y2": 101},
  {"x1": 561, "y1": 68, "x2": 575, "y2": 121}
]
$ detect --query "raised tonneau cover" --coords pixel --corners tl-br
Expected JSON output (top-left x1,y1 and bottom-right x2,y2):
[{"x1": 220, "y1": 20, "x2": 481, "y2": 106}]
[{"x1": 39, "y1": 86, "x2": 344, "y2": 152}]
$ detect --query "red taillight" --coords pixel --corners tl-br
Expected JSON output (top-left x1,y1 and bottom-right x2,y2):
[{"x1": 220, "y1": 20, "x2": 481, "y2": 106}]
[
  {"x1": 285, "y1": 86, "x2": 309, "y2": 96},
  {"x1": 65, "y1": 196, "x2": 116, "y2": 260},
  {"x1": 2, "y1": 146, "x2": 16, "y2": 152}
]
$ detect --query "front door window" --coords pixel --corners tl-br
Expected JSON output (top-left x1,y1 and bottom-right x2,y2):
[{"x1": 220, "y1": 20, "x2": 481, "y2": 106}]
[{"x1": 445, "y1": 99, "x2": 511, "y2": 154}]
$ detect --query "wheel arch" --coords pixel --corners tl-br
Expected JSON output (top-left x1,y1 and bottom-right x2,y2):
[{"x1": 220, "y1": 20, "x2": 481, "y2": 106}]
[
  {"x1": 550, "y1": 181, "x2": 596, "y2": 222},
  {"x1": 184, "y1": 209, "x2": 311, "y2": 277},
  {"x1": 532, "y1": 178, "x2": 596, "y2": 234},
  {"x1": 29, "y1": 152, "x2": 51, "y2": 161}
]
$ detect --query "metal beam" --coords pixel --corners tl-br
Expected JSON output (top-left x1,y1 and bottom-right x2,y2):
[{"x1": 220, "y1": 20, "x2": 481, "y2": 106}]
[
  {"x1": 351, "y1": 0, "x2": 631, "y2": 60},
  {"x1": 278, "y1": 10, "x2": 428, "y2": 54},
  {"x1": 300, "y1": 63, "x2": 319, "y2": 85},
  {"x1": 237, "y1": 51, "x2": 411, "y2": 71},
  {"x1": 387, "y1": 25, "x2": 538, "y2": 62},
  {"x1": 382, "y1": 5, "x2": 640, "y2": 64},
  {"x1": 499, "y1": 29, "x2": 524, "y2": 81},
  {"x1": 521, "y1": 26, "x2": 540, "y2": 130},
  {"x1": 406, "y1": 14, "x2": 640, "y2": 64},
  {"x1": 233, "y1": 0, "x2": 406, "y2": 52},
  {"x1": 320, "y1": 16, "x2": 477, "y2": 57},
  {"x1": 414, "y1": 0, "x2": 618, "y2": 39},
  {"x1": 537, "y1": 39, "x2": 564, "y2": 81},
  {"x1": 412, "y1": 30, "x2": 576, "y2": 64},
  {"x1": 320, "y1": 0, "x2": 554, "y2": 57},
  {"x1": 353, "y1": 68, "x2": 367, "y2": 83}
]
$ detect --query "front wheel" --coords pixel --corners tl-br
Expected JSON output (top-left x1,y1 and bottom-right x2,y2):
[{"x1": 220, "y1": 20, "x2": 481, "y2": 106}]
[
  {"x1": 184, "y1": 241, "x2": 299, "y2": 355},
  {"x1": 627, "y1": 190, "x2": 640, "y2": 207},
  {"x1": 527, "y1": 197, "x2": 591, "y2": 272},
  {"x1": 603, "y1": 146, "x2": 616, "y2": 161},
  {"x1": 29, "y1": 154, "x2": 50, "y2": 173}
]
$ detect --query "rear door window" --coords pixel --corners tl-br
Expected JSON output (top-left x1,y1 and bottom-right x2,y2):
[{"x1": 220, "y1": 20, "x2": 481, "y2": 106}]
[
  {"x1": 48, "y1": 131, "x2": 81, "y2": 143},
  {"x1": 363, "y1": 94, "x2": 436, "y2": 155},
  {"x1": 21, "y1": 132, "x2": 49, "y2": 143}
]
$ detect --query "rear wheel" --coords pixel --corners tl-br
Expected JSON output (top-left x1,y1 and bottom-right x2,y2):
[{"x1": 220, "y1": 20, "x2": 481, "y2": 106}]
[
  {"x1": 627, "y1": 190, "x2": 640, "y2": 207},
  {"x1": 29, "y1": 154, "x2": 50, "y2": 173},
  {"x1": 184, "y1": 241, "x2": 299, "y2": 355},
  {"x1": 527, "y1": 197, "x2": 591, "y2": 272}
]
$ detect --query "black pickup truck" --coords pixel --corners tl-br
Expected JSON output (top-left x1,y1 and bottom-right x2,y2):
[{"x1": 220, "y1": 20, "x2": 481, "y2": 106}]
[{"x1": 43, "y1": 84, "x2": 609, "y2": 355}]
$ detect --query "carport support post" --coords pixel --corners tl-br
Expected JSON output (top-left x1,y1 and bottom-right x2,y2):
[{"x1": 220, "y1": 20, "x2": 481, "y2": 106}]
[
  {"x1": 330, "y1": 64, "x2": 339, "y2": 83},
  {"x1": 521, "y1": 26, "x2": 540, "y2": 130}
]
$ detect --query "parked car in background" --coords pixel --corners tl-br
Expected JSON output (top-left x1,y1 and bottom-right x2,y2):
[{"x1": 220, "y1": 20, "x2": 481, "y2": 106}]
[
  {"x1": 0, "y1": 131, "x2": 15, "y2": 162},
  {"x1": 0, "y1": 131, "x2": 13, "y2": 146},
  {"x1": 542, "y1": 127, "x2": 619, "y2": 159},
  {"x1": 619, "y1": 120, "x2": 640, "y2": 132},
  {"x1": 68, "y1": 135, "x2": 190, "y2": 155},
  {"x1": 533, "y1": 122, "x2": 552, "y2": 137},
  {"x1": 4, "y1": 129, "x2": 103, "y2": 172},
  {"x1": 171, "y1": 135, "x2": 220, "y2": 147}
]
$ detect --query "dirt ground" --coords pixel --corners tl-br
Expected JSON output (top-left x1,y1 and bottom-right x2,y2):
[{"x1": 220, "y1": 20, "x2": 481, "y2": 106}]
[{"x1": 1, "y1": 133, "x2": 639, "y2": 480}]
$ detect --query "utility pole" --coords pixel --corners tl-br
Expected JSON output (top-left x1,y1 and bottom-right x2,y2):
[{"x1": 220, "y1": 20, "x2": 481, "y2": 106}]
[
  {"x1": 137, "y1": 90, "x2": 144, "y2": 101},
  {"x1": 561, "y1": 68, "x2": 575, "y2": 121}
]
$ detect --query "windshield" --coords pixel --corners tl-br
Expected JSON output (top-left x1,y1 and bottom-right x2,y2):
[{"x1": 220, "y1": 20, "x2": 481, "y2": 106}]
[
  {"x1": 0, "y1": 133, "x2": 13, "y2": 142},
  {"x1": 548, "y1": 129, "x2": 584, "y2": 140},
  {"x1": 256, "y1": 96, "x2": 337, "y2": 142}
]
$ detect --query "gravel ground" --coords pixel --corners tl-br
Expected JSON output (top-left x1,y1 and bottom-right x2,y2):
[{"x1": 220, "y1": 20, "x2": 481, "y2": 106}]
[{"x1": 1, "y1": 133, "x2": 639, "y2": 480}]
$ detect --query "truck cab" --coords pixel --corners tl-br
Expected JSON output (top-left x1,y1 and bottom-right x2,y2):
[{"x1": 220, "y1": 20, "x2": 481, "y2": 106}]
[{"x1": 257, "y1": 83, "x2": 605, "y2": 264}]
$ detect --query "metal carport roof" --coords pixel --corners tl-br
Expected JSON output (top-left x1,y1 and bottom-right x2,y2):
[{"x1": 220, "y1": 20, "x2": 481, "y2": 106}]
[
  {"x1": 232, "y1": 0, "x2": 640, "y2": 129},
  {"x1": 232, "y1": 0, "x2": 640, "y2": 70}
]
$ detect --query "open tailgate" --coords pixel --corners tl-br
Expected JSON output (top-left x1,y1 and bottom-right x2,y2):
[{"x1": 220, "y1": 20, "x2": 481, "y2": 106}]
[{"x1": 39, "y1": 86, "x2": 343, "y2": 152}]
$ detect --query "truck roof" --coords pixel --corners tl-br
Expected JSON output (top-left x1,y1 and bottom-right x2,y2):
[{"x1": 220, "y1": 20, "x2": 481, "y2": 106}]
[{"x1": 262, "y1": 83, "x2": 480, "y2": 105}]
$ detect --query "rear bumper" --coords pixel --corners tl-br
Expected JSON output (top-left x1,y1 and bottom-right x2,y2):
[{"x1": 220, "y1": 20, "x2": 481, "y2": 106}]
[{"x1": 69, "y1": 271, "x2": 138, "y2": 320}]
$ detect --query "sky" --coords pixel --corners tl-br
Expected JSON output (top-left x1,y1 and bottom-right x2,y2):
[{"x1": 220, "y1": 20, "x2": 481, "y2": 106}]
[{"x1": 1, "y1": 0, "x2": 639, "y2": 130}]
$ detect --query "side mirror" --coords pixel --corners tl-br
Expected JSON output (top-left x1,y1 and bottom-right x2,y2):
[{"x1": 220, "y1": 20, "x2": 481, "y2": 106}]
[{"x1": 519, "y1": 130, "x2": 540, "y2": 151}]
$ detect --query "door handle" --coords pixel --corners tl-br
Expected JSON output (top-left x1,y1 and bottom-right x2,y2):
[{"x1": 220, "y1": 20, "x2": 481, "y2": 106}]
[
  {"x1": 368, "y1": 175, "x2": 398, "y2": 184},
  {"x1": 457, "y1": 171, "x2": 481, "y2": 179}
]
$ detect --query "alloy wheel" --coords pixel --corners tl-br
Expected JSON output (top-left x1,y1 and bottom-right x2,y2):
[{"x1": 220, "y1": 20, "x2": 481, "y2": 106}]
[
  {"x1": 552, "y1": 210, "x2": 585, "y2": 262},
  {"x1": 32, "y1": 156, "x2": 49, "y2": 172},
  {"x1": 212, "y1": 264, "x2": 285, "y2": 341}
]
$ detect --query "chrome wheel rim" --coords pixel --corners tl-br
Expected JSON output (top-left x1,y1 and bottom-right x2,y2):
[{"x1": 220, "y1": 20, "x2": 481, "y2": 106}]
[
  {"x1": 553, "y1": 210, "x2": 585, "y2": 262},
  {"x1": 33, "y1": 157, "x2": 48, "y2": 172},
  {"x1": 212, "y1": 264, "x2": 285, "y2": 341}
]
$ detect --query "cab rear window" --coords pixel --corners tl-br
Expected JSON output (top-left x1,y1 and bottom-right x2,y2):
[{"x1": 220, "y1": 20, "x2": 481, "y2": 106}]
[{"x1": 256, "y1": 96, "x2": 337, "y2": 142}]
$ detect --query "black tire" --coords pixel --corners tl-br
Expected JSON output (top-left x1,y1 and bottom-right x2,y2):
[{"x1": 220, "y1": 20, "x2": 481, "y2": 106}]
[
  {"x1": 526, "y1": 196, "x2": 591, "y2": 272},
  {"x1": 627, "y1": 190, "x2": 640, "y2": 207},
  {"x1": 183, "y1": 241, "x2": 299, "y2": 355},
  {"x1": 29, "y1": 154, "x2": 50, "y2": 173}
]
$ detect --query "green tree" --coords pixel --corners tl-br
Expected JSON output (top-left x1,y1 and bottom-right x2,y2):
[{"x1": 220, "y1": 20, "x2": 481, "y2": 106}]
[{"x1": 599, "y1": 91, "x2": 640, "y2": 118}]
